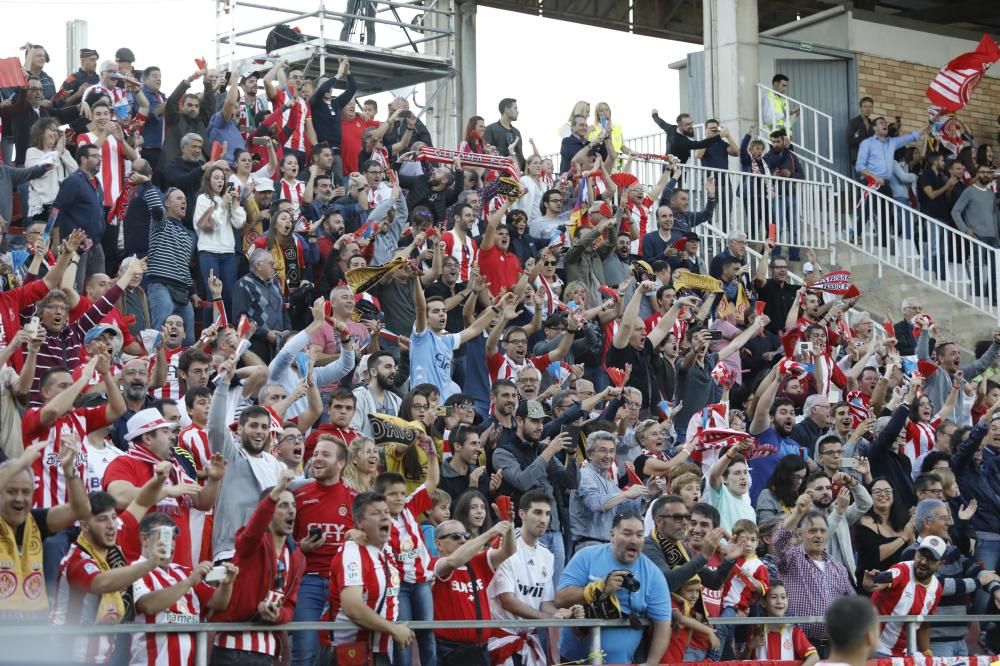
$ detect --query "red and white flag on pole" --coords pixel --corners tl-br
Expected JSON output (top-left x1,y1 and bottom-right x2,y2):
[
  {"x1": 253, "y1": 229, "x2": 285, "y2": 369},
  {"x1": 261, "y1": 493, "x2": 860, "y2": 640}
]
[{"x1": 926, "y1": 34, "x2": 1000, "y2": 112}]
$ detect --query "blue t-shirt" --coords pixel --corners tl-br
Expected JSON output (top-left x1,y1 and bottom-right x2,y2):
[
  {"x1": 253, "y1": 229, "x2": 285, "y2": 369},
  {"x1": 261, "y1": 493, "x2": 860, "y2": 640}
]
[
  {"x1": 409, "y1": 327, "x2": 460, "y2": 400},
  {"x1": 557, "y1": 544, "x2": 671, "y2": 664},
  {"x1": 748, "y1": 426, "x2": 804, "y2": 504}
]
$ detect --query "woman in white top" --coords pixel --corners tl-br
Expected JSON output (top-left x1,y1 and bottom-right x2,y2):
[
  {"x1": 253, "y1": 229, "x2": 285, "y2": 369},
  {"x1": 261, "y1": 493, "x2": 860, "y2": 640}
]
[
  {"x1": 24, "y1": 117, "x2": 78, "y2": 218},
  {"x1": 513, "y1": 155, "x2": 545, "y2": 222},
  {"x1": 193, "y1": 165, "x2": 246, "y2": 321},
  {"x1": 229, "y1": 146, "x2": 277, "y2": 204}
]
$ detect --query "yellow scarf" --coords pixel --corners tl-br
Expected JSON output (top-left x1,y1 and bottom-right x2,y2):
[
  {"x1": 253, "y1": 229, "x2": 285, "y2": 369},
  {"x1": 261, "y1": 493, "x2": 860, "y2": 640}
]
[
  {"x1": 74, "y1": 532, "x2": 127, "y2": 625},
  {"x1": 0, "y1": 514, "x2": 47, "y2": 618}
]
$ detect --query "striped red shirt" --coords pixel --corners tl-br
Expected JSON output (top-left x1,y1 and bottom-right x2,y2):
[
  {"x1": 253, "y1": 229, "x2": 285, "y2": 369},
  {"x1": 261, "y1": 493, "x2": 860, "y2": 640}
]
[
  {"x1": 215, "y1": 545, "x2": 291, "y2": 656},
  {"x1": 872, "y1": 561, "x2": 943, "y2": 656},
  {"x1": 24, "y1": 405, "x2": 108, "y2": 508},
  {"x1": 329, "y1": 542, "x2": 401, "y2": 654},
  {"x1": 441, "y1": 231, "x2": 478, "y2": 282},
  {"x1": 433, "y1": 549, "x2": 496, "y2": 644},
  {"x1": 77, "y1": 132, "x2": 126, "y2": 207},
  {"x1": 271, "y1": 90, "x2": 311, "y2": 153},
  {"x1": 721, "y1": 556, "x2": 769, "y2": 613},
  {"x1": 904, "y1": 418, "x2": 940, "y2": 466},
  {"x1": 51, "y1": 545, "x2": 118, "y2": 663},
  {"x1": 179, "y1": 424, "x2": 211, "y2": 470},
  {"x1": 752, "y1": 625, "x2": 817, "y2": 660},
  {"x1": 131, "y1": 562, "x2": 215, "y2": 666},
  {"x1": 487, "y1": 351, "x2": 551, "y2": 383},
  {"x1": 390, "y1": 485, "x2": 435, "y2": 584},
  {"x1": 150, "y1": 346, "x2": 186, "y2": 400},
  {"x1": 279, "y1": 178, "x2": 304, "y2": 219}
]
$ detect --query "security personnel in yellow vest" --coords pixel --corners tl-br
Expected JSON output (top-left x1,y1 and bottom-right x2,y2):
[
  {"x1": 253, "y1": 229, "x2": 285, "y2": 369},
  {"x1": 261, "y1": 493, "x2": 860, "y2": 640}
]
[
  {"x1": 762, "y1": 74, "x2": 800, "y2": 139},
  {"x1": 0, "y1": 439, "x2": 92, "y2": 625}
]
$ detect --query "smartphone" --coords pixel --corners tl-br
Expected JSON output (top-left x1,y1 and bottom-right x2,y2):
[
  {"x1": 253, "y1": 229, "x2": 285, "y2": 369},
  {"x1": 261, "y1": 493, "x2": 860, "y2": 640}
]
[
  {"x1": 840, "y1": 457, "x2": 859, "y2": 469},
  {"x1": 796, "y1": 341, "x2": 813, "y2": 357},
  {"x1": 709, "y1": 330, "x2": 723, "y2": 341},
  {"x1": 251, "y1": 136, "x2": 271, "y2": 146},
  {"x1": 223, "y1": 182, "x2": 235, "y2": 194},
  {"x1": 27, "y1": 316, "x2": 40, "y2": 336},
  {"x1": 399, "y1": 110, "x2": 411, "y2": 120},
  {"x1": 158, "y1": 525, "x2": 174, "y2": 551},
  {"x1": 308, "y1": 527, "x2": 324, "y2": 541},
  {"x1": 205, "y1": 565, "x2": 228, "y2": 583}
]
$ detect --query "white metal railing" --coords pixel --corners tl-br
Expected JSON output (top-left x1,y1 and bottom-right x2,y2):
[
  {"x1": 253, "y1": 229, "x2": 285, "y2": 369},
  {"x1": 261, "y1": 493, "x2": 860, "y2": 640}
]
[{"x1": 756, "y1": 84, "x2": 834, "y2": 165}]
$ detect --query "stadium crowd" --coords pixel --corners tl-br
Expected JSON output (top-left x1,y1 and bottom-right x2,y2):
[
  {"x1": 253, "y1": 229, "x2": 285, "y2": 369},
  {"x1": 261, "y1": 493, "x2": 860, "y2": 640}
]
[{"x1": 1, "y1": 36, "x2": 1000, "y2": 666}]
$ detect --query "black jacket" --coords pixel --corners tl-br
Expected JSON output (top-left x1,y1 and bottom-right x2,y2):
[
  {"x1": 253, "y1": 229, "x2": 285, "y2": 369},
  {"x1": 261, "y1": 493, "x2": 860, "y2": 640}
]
[
  {"x1": 483, "y1": 121, "x2": 524, "y2": 170},
  {"x1": 847, "y1": 114, "x2": 874, "y2": 166},
  {"x1": 309, "y1": 74, "x2": 356, "y2": 148},
  {"x1": 652, "y1": 113, "x2": 722, "y2": 164}
]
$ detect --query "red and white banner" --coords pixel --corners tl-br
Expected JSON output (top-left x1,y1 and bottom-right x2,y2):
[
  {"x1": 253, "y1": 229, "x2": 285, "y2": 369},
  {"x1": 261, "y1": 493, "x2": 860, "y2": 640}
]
[
  {"x1": 809, "y1": 270, "x2": 853, "y2": 295},
  {"x1": 658, "y1": 656, "x2": 998, "y2": 666},
  {"x1": 926, "y1": 34, "x2": 1000, "y2": 111}
]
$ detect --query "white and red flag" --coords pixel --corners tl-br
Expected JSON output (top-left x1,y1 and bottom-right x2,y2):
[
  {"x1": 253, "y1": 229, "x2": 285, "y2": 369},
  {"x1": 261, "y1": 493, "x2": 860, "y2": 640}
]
[{"x1": 926, "y1": 34, "x2": 1000, "y2": 111}]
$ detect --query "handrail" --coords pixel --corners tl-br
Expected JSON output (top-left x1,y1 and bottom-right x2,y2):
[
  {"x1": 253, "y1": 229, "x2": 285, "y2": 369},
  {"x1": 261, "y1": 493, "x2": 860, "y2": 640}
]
[{"x1": 756, "y1": 84, "x2": 834, "y2": 165}]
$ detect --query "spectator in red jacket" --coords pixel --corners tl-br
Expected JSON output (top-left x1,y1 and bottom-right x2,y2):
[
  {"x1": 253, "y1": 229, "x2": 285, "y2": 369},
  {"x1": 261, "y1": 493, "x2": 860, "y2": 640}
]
[{"x1": 212, "y1": 469, "x2": 305, "y2": 663}]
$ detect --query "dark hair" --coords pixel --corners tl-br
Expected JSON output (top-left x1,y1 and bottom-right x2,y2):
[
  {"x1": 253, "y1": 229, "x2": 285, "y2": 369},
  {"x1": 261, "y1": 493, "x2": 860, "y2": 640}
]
[
  {"x1": 463, "y1": 115, "x2": 485, "y2": 146},
  {"x1": 77, "y1": 143, "x2": 100, "y2": 161},
  {"x1": 311, "y1": 142, "x2": 332, "y2": 160},
  {"x1": 498, "y1": 98, "x2": 517, "y2": 115},
  {"x1": 826, "y1": 596, "x2": 878, "y2": 652},
  {"x1": 29, "y1": 117, "x2": 60, "y2": 151},
  {"x1": 450, "y1": 425, "x2": 477, "y2": 449},
  {"x1": 675, "y1": 113, "x2": 691, "y2": 124},
  {"x1": 184, "y1": 386, "x2": 212, "y2": 409},
  {"x1": 452, "y1": 202, "x2": 472, "y2": 221},
  {"x1": 914, "y1": 472, "x2": 943, "y2": 493},
  {"x1": 139, "y1": 512, "x2": 177, "y2": 533},
  {"x1": 976, "y1": 144, "x2": 993, "y2": 169},
  {"x1": 374, "y1": 472, "x2": 406, "y2": 494},
  {"x1": 239, "y1": 405, "x2": 271, "y2": 427},
  {"x1": 178, "y1": 348, "x2": 211, "y2": 373},
  {"x1": 454, "y1": 489, "x2": 492, "y2": 535},
  {"x1": 772, "y1": 74, "x2": 789, "y2": 85},
  {"x1": 352, "y1": 491, "x2": 387, "y2": 524},
  {"x1": 704, "y1": 118, "x2": 720, "y2": 126},
  {"x1": 541, "y1": 188, "x2": 561, "y2": 213},
  {"x1": 866, "y1": 477, "x2": 909, "y2": 531},
  {"x1": 40, "y1": 365, "x2": 72, "y2": 391},
  {"x1": 367, "y1": 351, "x2": 394, "y2": 372},
  {"x1": 142, "y1": 66, "x2": 161, "y2": 80},
  {"x1": 766, "y1": 455, "x2": 808, "y2": 508},
  {"x1": 491, "y1": 378, "x2": 516, "y2": 396},
  {"x1": 650, "y1": 494, "x2": 686, "y2": 518},
  {"x1": 518, "y1": 488, "x2": 553, "y2": 512},
  {"x1": 88, "y1": 491, "x2": 118, "y2": 516},
  {"x1": 769, "y1": 397, "x2": 795, "y2": 417},
  {"x1": 329, "y1": 387, "x2": 357, "y2": 406},
  {"x1": 611, "y1": 508, "x2": 644, "y2": 528},
  {"x1": 859, "y1": 96, "x2": 873, "y2": 106},
  {"x1": 690, "y1": 502, "x2": 721, "y2": 528}
]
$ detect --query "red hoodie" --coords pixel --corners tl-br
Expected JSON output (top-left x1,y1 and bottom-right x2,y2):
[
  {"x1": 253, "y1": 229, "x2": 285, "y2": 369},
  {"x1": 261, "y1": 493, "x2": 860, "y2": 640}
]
[{"x1": 212, "y1": 495, "x2": 306, "y2": 633}]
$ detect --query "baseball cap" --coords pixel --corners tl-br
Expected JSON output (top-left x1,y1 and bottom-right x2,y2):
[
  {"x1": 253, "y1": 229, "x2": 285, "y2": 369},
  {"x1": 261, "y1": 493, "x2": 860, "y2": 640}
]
[
  {"x1": 253, "y1": 177, "x2": 274, "y2": 192},
  {"x1": 916, "y1": 535, "x2": 946, "y2": 560},
  {"x1": 115, "y1": 48, "x2": 136, "y2": 63},
  {"x1": 802, "y1": 262, "x2": 815, "y2": 273},
  {"x1": 125, "y1": 408, "x2": 174, "y2": 442},
  {"x1": 84, "y1": 324, "x2": 120, "y2": 345},
  {"x1": 516, "y1": 400, "x2": 546, "y2": 420}
]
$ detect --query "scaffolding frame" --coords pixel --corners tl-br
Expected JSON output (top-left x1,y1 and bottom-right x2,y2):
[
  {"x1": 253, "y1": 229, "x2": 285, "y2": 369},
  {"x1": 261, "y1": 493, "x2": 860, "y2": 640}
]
[{"x1": 213, "y1": 0, "x2": 459, "y2": 143}]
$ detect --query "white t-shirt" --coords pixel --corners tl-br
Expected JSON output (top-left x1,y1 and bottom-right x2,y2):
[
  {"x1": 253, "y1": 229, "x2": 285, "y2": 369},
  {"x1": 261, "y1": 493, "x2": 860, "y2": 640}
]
[
  {"x1": 86, "y1": 441, "x2": 125, "y2": 493},
  {"x1": 487, "y1": 534, "x2": 555, "y2": 622}
]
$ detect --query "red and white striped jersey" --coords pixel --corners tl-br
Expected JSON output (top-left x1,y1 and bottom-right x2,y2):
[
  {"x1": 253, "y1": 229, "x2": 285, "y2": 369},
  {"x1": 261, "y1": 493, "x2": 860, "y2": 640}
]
[
  {"x1": 51, "y1": 544, "x2": 119, "y2": 663},
  {"x1": 487, "y1": 351, "x2": 551, "y2": 383},
  {"x1": 440, "y1": 231, "x2": 478, "y2": 282},
  {"x1": 752, "y1": 625, "x2": 817, "y2": 661},
  {"x1": 24, "y1": 406, "x2": 109, "y2": 508},
  {"x1": 721, "y1": 556, "x2": 769, "y2": 613},
  {"x1": 81, "y1": 83, "x2": 129, "y2": 109},
  {"x1": 389, "y1": 485, "x2": 435, "y2": 584},
  {"x1": 279, "y1": 178, "x2": 304, "y2": 218},
  {"x1": 872, "y1": 561, "x2": 943, "y2": 657},
  {"x1": 150, "y1": 346, "x2": 186, "y2": 400},
  {"x1": 271, "y1": 90, "x2": 311, "y2": 153},
  {"x1": 329, "y1": 541, "x2": 400, "y2": 655},
  {"x1": 215, "y1": 546, "x2": 291, "y2": 656},
  {"x1": 627, "y1": 195, "x2": 653, "y2": 255},
  {"x1": 904, "y1": 418, "x2": 940, "y2": 466},
  {"x1": 179, "y1": 424, "x2": 211, "y2": 471},
  {"x1": 77, "y1": 132, "x2": 126, "y2": 207},
  {"x1": 131, "y1": 562, "x2": 215, "y2": 666}
]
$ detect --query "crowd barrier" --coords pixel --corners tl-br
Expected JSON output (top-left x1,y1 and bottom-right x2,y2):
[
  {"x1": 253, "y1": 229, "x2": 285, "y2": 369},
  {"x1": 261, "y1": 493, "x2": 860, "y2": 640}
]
[
  {"x1": 3, "y1": 615, "x2": 999, "y2": 665},
  {"x1": 662, "y1": 659, "x2": 998, "y2": 666}
]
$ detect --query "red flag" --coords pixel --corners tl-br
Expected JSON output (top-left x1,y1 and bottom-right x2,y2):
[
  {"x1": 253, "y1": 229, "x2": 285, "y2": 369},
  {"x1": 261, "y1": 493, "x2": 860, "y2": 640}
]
[
  {"x1": 767, "y1": 223, "x2": 777, "y2": 247},
  {"x1": 495, "y1": 495, "x2": 513, "y2": 521},
  {"x1": 927, "y1": 34, "x2": 1000, "y2": 112},
  {"x1": 0, "y1": 58, "x2": 27, "y2": 89},
  {"x1": 607, "y1": 367, "x2": 626, "y2": 388},
  {"x1": 695, "y1": 428, "x2": 750, "y2": 451},
  {"x1": 882, "y1": 319, "x2": 896, "y2": 338},
  {"x1": 624, "y1": 462, "x2": 644, "y2": 487},
  {"x1": 210, "y1": 141, "x2": 225, "y2": 162},
  {"x1": 810, "y1": 270, "x2": 853, "y2": 294},
  {"x1": 917, "y1": 360, "x2": 939, "y2": 379},
  {"x1": 755, "y1": 301, "x2": 766, "y2": 316}
]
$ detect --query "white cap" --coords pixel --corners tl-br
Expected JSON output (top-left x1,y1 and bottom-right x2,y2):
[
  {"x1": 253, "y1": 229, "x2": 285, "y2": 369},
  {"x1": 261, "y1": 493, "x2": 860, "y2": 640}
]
[
  {"x1": 125, "y1": 408, "x2": 173, "y2": 442},
  {"x1": 802, "y1": 262, "x2": 815, "y2": 273},
  {"x1": 916, "y1": 535, "x2": 947, "y2": 560}
]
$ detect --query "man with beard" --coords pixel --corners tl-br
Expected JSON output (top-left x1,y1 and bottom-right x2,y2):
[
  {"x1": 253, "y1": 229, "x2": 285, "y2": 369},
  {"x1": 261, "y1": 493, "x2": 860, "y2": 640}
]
[
  {"x1": 557, "y1": 510, "x2": 671, "y2": 665},
  {"x1": 398, "y1": 154, "x2": 464, "y2": 223},
  {"x1": 493, "y1": 400, "x2": 577, "y2": 586},
  {"x1": 651, "y1": 111, "x2": 724, "y2": 166},
  {"x1": 0, "y1": 437, "x2": 91, "y2": 628},
  {"x1": 773, "y1": 492, "x2": 855, "y2": 653},
  {"x1": 212, "y1": 468, "x2": 306, "y2": 663},
  {"x1": 104, "y1": 408, "x2": 225, "y2": 567},
  {"x1": 328, "y1": 492, "x2": 414, "y2": 666},
  {"x1": 295, "y1": 438, "x2": 358, "y2": 666},
  {"x1": 791, "y1": 394, "x2": 831, "y2": 458},
  {"x1": 161, "y1": 65, "x2": 215, "y2": 168},
  {"x1": 488, "y1": 490, "x2": 584, "y2": 666},
  {"x1": 441, "y1": 202, "x2": 479, "y2": 283},
  {"x1": 351, "y1": 353, "x2": 402, "y2": 437},
  {"x1": 149, "y1": 315, "x2": 188, "y2": 400},
  {"x1": 864, "y1": 534, "x2": 944, "y2": 657},
  {"x1": 747, "y1": 364, "x2": 811, "y2": 503},
  {"x1": 917, "y1": 320, "x2": 999, "y2": 428},
  {"x1": 486, "y1": 378, "x2": 518, "y2": 433},
  {"x1": 484, "y1": 98, "x2": 524, "y2": 169},
  {"x1": 479, "y1": 200, "x2": 523, "y2": 295},
  {"x1": 207, "y1": 362, "x2": 286, "y2": 563},
  {"x1": 802, "y1": 471, "x2": 871, "y2": 586},
  {"x1": 952, "y1": 164, "x2": 1000, "y2": 302},
  {"x1": 51, "y1": 486, "x2": 171, "y2": 664},
  {"x1": 110, "y1": 358, "x2": 155, "y2": 451}
]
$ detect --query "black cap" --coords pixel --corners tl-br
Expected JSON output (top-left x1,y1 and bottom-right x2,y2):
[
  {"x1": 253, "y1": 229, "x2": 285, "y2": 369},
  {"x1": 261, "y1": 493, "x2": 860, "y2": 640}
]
[
  {"x1": 80, "y1": 48, "x2": 99, "y2": 59},
  {"x1": 115, "y1": 48, "x2": 136, "y2": 63}
]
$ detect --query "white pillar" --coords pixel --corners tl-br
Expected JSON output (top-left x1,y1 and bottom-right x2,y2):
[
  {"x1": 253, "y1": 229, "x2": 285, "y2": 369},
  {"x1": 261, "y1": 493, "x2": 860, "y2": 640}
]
[
  {"x1": 423, "y1": 0, "x2": 460, "y2": 148},
  {"x1": 455, "y1": 0, "x2": 477, "y2": 134},
  {"x1": 703, "y1": 0, "x2": 758, "y2": 134}
]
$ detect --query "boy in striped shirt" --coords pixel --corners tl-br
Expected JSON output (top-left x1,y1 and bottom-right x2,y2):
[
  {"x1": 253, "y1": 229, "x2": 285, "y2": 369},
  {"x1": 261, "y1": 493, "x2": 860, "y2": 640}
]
[{"x1": 742, "y1": 580, "x2": 818, "y2": 665}]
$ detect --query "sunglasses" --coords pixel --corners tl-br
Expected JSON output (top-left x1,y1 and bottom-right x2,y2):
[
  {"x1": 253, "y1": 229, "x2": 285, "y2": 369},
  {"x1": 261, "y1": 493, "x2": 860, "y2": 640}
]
[
  {"x1": 657, "y1": 513, "x2": 691, "y2": 522},
  {"x1": 438, "y1": 531, "x2": 470, "y2": 541}
]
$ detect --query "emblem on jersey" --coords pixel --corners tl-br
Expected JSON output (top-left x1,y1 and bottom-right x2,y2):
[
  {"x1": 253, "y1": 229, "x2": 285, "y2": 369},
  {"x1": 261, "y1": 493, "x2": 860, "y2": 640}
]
[
  {"x1": 84, "y1": 562, "x2": 100, "y2": 575},
  {"x1": 338, "y1": 506, "x2": 348, "y2": 517},
  {"x1": 0, "y1": 572, "x2": 15, "y2": 598},
  {"x1": 401, "y1": 538, "x2": 413, "y2": 552},
  {"x1": 783, "y1": 639, "x2": 792, "y2": 650},
  {"x1": 347, "y1": 561, "x2": 360, "y2": 573},
  {"x1": 23, "y1": 571, "x2": 43, "y2": 599},
  {"x1": 45, "y1": 452, "x2": 60, "y2": 466}
]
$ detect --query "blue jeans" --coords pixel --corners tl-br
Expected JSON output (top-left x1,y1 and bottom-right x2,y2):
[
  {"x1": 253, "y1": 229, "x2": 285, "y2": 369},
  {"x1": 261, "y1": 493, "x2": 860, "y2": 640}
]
[
  {"x1": 539, "y1": 530, "x2": 566, "y2": 592},
  {"x1": 148, "y1": 282, "x2": 196, "y2": 346},
  {"x1": 395, "y1": 581, "x2": 436, "y2": 666},
  {"x1": 931, "y1": 639, "x2": 968, "y2": 657},
  {"x1": 291, "y1": 574, "x2": 329, "y2": 666},
  {"x1": 974, "y1": 538, "x2": 1000, "y2": 613},
  {"x1": 712, "y1": 606, "x2": 738, "y2": 660},
  {"x1": 684, "y1": 646, "x2": 707, "y2": 661},
  {"x1": 198, "y1": 250, "x2": 238, "y2": 323}
]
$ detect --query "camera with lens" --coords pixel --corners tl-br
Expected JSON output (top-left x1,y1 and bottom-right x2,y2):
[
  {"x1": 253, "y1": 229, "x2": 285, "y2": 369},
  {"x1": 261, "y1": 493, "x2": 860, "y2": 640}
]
[{"x1": 619, "y1": 572, "x2": 640, "y2": 593}]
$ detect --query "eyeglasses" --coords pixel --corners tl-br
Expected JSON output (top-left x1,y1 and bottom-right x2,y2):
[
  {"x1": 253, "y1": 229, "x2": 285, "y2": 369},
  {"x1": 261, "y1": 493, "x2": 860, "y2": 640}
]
[
  {"x1": 279, "y1": 434, "x2": 305, "y2": 444},
  {"x1": 543, "y1": 261, "x2": 557, "y2": 267},
  {"x1": 819, "y1": 448, "x2": 843, "y2": 456},
  {"x1": 504, "y1": 338, "x2": 527, "y2": 345},
  {"x1": 43, "y1": 304, "x2": 68, "y2": 312},
  {"x1": 657, "y1": 513, "x2": 691, "y2": 522},
  {"x1": 871, "y1": 488, "x2": 893, "y2": 497},
  {"x1": 438, "y1": 531, "x2": 470, "y2": 541},
  {"x1": 922, "y1": 488, "x2": 944, "y2": 497}
]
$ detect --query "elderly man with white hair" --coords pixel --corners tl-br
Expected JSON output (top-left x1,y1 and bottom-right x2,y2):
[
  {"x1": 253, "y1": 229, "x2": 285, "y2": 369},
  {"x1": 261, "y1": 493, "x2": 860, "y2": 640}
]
[
  {"x1": 791, "y1": 393, "x2": 831, "y2": 457},
  {"x1": 233, "y1": 248, "x2": 290, "y2": 362},
  {"x1": 894, "y1": 296, "x2": 923, "y2": 357},
  {"x1": 570, "y1": 430, "x2": 648, "y2": 552},
  {"x1": 710, "y1": 228, "x2": 748, "y2": 279}
]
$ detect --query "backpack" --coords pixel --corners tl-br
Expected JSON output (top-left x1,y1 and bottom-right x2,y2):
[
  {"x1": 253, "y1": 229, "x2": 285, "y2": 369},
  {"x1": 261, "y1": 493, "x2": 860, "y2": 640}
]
[{"x1": 266, "y1": 25, "x2": 303, "y2": 54}]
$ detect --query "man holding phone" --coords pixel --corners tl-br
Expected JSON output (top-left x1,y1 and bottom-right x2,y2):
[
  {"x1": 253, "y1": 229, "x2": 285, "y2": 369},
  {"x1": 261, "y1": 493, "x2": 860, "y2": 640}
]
[{"x1": 213, "y1": 469, "x2": 305, "y2": 663}]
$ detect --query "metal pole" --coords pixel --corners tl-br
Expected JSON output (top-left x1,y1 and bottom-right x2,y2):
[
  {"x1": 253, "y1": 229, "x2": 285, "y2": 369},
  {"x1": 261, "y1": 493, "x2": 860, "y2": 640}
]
[
  {"x1": 906, "y1": 619, "x2": 918, "y2": 655},
  {"x1": 589, "y1": 625, "x2": 603, "y2": 665},
  {"x1": 195, "y1": 631, "x2": 208, "y2": 666}
]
